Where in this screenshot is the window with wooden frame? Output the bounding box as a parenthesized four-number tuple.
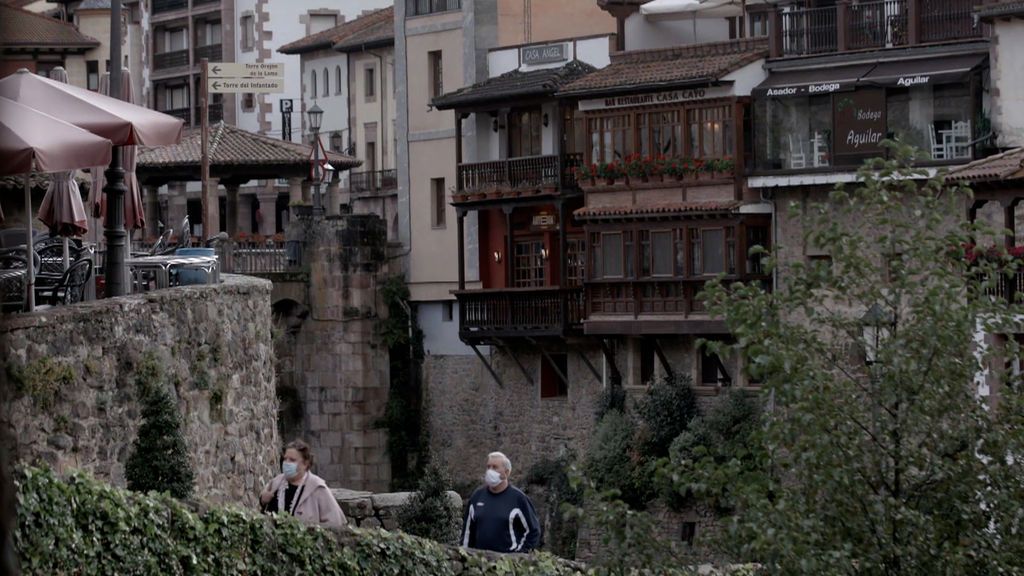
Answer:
(639, 229, 675, 277)
(563, 107, 587, 158)
(514, 240, 545, 287)
(365, 66, 376, 100)
(690, 226, 736, 276)
(639, 110, 683, 158)
(699, 342, 732, 387)
(509, 108, 542, 158)
(566, 237, 586, 287)
(428, 50, 443, 99)
(240, 15, 254, 51)
(746, 224, 770, 275)
(588, 114, 632, 164)
(431, 177, 446, 228)
(687, 104, 734, 159)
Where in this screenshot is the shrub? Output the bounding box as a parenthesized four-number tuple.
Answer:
(584, 410, 654, 510)
(125, 361, 194, 499)
(13, 466, 584, 575)
(635, 374, 700, 458)
(395, 462, 461, 545)
(524, 455, 582, 559)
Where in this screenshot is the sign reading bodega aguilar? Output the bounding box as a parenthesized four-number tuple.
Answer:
(833, 88, 886, 157)
(521, 43, 567, 65)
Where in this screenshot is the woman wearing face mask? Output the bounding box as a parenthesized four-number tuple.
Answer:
(259, 440, 346, 529)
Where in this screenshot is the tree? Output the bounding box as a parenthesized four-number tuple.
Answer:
(125, 382, 194, 499)
(396, 461, 461, 545)
(682, 143, 1024, 574)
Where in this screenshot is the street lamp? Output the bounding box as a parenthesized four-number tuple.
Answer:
(861, 303, 893, 366)
(308, 103, 324, 215)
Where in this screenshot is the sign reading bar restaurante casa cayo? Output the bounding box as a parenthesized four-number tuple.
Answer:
(833, 88, 886, 158)
(579, 86, 733, 111)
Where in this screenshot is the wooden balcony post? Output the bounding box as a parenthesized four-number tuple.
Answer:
(558, 201, 568, 330)
(908, 0, 921, 45)
(455, 113, 464, 192)
(457, 211, 466, 291)
(770, 9, 784, 58)
(504, 206, 514, 286)
(836, 0, 850, 52)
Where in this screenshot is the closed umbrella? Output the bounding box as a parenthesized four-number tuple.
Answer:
(0, 96, 112, 311)
(38, 67, 89, 270)
(89, 69, 144, 234)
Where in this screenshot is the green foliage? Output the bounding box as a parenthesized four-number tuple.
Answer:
(592, 376, 626, 421)
(376, 274, 428, 490)
(635, 374, 700, 458)
(396, 461, 461, 545)
(14, 467, 584, 575)
(663, 390, 762, 514)
(691, 142, 1024, 574)
(125, 357, 194, 500)
(584, 410, 654, 510)
(7, 357, 75, 410)
(524, 454, 583, 559)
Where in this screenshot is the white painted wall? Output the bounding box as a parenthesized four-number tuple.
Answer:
(418, 302, 478, 356)
(486, 34, 612, 77)
(624, 11, 731, 50)
(721, 59, 768, 97)
(992, 19, 1024, 148)
(301, 50, 348, 143)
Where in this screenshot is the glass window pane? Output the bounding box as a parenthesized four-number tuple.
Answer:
(652, 231, 673, 276)
(702, 229, 725, 274)
(602, 233, 622, 278)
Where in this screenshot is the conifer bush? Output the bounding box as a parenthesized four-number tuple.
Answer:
(395, 462, 461, 545)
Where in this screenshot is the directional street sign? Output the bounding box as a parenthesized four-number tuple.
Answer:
(207, 62, 285, 94)
(208, 62, 284, 79)
(208, 77, 284, 94)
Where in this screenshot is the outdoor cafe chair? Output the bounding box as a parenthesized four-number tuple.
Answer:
(38, 257, 92, 307)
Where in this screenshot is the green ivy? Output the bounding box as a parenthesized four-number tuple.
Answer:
(7, 357, 75, 410)
(13, 467, 586, 575)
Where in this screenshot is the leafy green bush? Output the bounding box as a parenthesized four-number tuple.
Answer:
(124, 361, 193, 499)
(635, 374, 700, 458)
(396, 462, 461, 545)
(524, 454, 582, 559)
(14, 466, 584, 575)
(584, 410, 654, 510)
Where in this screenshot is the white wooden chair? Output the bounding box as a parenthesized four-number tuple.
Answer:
(788, 134, 807, 169)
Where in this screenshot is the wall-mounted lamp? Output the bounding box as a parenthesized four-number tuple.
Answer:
(493, 250, 503, 264)
(542, 113, 549, 128)
(540, 247, 549, 261)
(492, 117, 499, 133)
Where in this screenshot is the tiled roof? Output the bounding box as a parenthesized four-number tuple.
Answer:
(332, 10, 394, 52)
(0, 4, 101, 49)
(433, 60, 597, 109)
(558, 37, 769, 97)
(278, 7, 393, 55)
(137, 121, 360, 170)
(574, 200, 742, 219)
(946, 148, 1024, 182)
(976, 0, 1024, 18)
(78, 0, 113, 10)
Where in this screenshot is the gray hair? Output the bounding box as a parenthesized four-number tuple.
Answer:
(487, 451, 512, 473)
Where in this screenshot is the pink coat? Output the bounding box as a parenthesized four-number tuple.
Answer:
(265, 472, 347, 529)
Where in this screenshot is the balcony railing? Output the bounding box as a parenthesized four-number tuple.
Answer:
(153, 49, 189, 70)
(350, 169, 398, 196)
(456, 287, 584, 340)
(153, 0, 187, 14)
(216, 239, 302, 275)
(586, 277, 770, 318)
(196, 102, 222, 123)
(773, 0, 983, 58)
(407, 0, 461, 16)
(195, 43, 222, 62)
(457, 154, 580, 193)
(160, 108, 191, 123)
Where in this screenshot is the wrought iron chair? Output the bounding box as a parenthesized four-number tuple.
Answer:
(0, 254, 29, 313)
(40, 257, 93, 306)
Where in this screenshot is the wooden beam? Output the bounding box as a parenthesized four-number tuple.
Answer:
(470, 344, 504, 388)
(599, 338, 621, 382)
(495, 339, 535, 386)
(648, 337, 675, 380)
(576, 348, 603, 386)
(529, 337, 569, 388)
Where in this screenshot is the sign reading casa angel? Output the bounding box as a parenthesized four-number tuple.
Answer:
(207, 62, 285, 94)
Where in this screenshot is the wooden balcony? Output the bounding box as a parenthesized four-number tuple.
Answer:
(456, 287, 584, 342)
(771, 0, 984, 58)
(153, 0, 187, 14)
(456, 154, 581, 195)
(160, 108, 191, 124)
(584, 277, 770, 335)
(195, 44, 223, 62)
(978, 268, 1024, 304)
(350, 169, 398, 196)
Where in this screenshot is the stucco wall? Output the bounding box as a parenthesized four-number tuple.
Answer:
(991, 19, 1024, 148)
(0, 274, 279, 508)
(497, 0, 616, 46)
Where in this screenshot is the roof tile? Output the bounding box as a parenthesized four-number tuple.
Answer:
(433, 60, 597, 109)
(137, 122, 359, 170)
(558, 37, 768, 97)
(575, 200, 742, 219)
(278, 7, 392, 55)
(946, 148, 1024, 182)
(0, 4, 101, 49)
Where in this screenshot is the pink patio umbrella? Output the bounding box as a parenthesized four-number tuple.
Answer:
(89, 69, 145, 236)
(0, 68, 182, 297)
(0, 96, 113, 311)
(38, 67, 90, 270)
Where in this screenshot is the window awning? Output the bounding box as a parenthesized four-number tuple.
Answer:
(754, 53, 989, 97)
(858, 53, 987, 88)
(751, 64, 874, 97)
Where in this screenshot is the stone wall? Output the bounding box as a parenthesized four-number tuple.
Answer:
(273, 214, 392, 492)
(333, 487, 462, 531)
(0, 275, 279, 508)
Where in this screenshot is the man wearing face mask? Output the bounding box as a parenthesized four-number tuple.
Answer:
(259, 440, 346, 529)
(461, 451, 541, 553)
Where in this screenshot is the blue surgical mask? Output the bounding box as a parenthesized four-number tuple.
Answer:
(282, 461, 299, 479)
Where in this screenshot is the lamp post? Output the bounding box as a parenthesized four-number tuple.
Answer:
(861, 302, 892, 366)
(308, 104, 324, 215)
